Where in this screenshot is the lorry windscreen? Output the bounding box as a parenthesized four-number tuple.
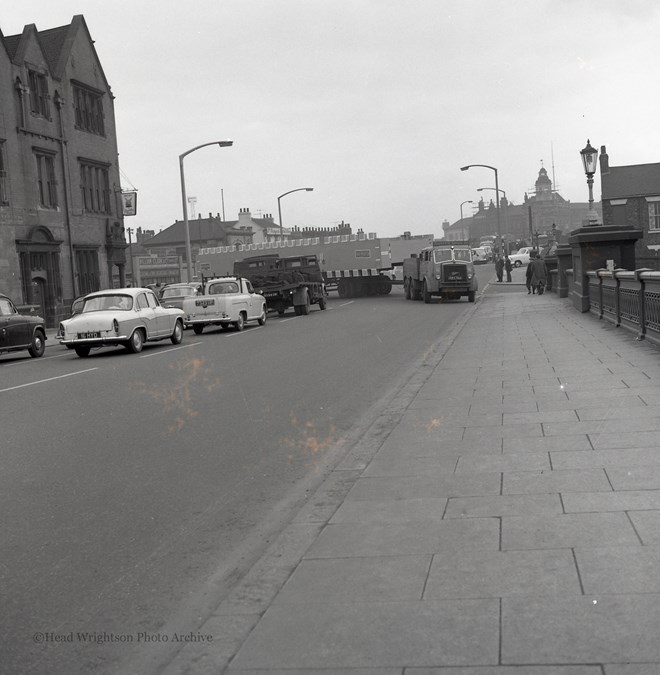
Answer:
(433, 249, 453, 263)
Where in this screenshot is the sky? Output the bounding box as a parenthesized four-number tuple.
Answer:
(3, 0, 660, 238)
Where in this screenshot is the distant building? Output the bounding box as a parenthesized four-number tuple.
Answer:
(0, 15, 126, 325)
(599, 145, 660, 269)
(140, 209, 354, 283)
(443, 166, 600, 249)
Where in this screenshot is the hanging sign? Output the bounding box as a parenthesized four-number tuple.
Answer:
(122, 191, 138, 216)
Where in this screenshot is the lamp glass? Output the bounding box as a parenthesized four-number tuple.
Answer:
(580, 140, 598, 175)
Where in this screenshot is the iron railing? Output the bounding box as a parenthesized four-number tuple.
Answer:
(586, 269, 660, 347)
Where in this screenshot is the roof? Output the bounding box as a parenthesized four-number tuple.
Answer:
(601, 162, 660, 199)
(148, 216, 275, 246)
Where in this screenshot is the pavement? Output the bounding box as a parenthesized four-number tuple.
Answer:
(117, 267, 660, 672)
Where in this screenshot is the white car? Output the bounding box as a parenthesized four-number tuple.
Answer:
(508, 247, 535, 267)
(58, 288, 185, 357)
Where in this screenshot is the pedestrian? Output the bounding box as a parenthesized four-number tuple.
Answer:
(525, 259, 533, 293)
(529, 254, 547, 295)
(495, 255, 504, 282)
(504, 255, 512, 282)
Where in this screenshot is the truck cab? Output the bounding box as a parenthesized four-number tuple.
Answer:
(403, 243, 478, 303)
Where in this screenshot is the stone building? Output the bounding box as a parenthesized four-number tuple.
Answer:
(0, 15, 125, 326)
(599, 145, 660, 269)
(443, 166, 599, 249)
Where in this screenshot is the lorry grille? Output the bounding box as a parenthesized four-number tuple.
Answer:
(442, 263, 468, 285)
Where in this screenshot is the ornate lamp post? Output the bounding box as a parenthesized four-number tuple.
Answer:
(179, 140, 233, 282)
(580, 139, 599, 226)
(277, 187, 314, 241)
(461, 164, 502, 254)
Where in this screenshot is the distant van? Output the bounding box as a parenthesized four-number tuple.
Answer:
(471, 247, 490, 264)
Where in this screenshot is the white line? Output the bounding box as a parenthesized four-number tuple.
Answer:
(226, 326, 264, 335)
(2, 351, 72, 366)
(338, 301, 354, 307)
(279, 316, 301, 323)
(139, 342, 203, 357)
(0, 368, 98, 394)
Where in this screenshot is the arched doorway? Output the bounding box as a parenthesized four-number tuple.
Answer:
(16, 226, 63, 327)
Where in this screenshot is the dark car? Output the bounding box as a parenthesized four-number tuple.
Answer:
(0, 294, 47, 358)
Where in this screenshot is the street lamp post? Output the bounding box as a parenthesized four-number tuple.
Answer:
(461, 164, 501, 254)
(179, 140, 233, 282)
(478, 187, 508, 253)
(459, 200, 473, 240)
(277, 187, 314, 241)
(580, 139, 599, 226)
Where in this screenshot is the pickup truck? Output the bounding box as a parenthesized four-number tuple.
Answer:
(181, 277, 267, 334)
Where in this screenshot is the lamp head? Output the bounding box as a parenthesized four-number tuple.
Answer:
(218, 140, 234, 148)
(580, 139, 598, 176)
(460, 166, 470, 171)
(305, 187, 314, 192)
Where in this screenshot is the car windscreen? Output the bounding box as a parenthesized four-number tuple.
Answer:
(208, 282, 239, 295)
(82, 295, 133, 312)
(162, 287, 195, 298)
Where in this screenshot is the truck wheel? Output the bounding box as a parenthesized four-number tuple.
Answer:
(318, 296, 327, 310)
(234, 313, 245, 331)
(301, 291, 311, 315)
(404, 278, 411, 300)
(193, 324, 204, 335)
(468, 291, 476, 303)
(258, 307, 267, 325)
(278, 309, 286, 316)
(423, 281, 431, 304)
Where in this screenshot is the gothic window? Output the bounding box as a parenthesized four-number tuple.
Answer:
(79, 161, 111, 214)
(35, 151, 58, 208)
(73, 83, 105, 136)
(28, 69, 50, 118)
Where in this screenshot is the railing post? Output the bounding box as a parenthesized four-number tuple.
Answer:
(634, 269, 650, 340)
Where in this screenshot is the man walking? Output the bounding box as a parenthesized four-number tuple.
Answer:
(529, 253, 547, 295)
(505, 255, 513, 282)
(495, 255, 504, 283)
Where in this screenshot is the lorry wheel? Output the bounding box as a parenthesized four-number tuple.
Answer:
(300, 291, 311, 315)
(404, 279, 411, 300)
(423, 281, 431, 304)
(277, 309, 285, 316)
(193, 324, 204, 335)
(468, 291, 476, 303)
(234, 313, 245, 331)
(318, 296, 327, 310)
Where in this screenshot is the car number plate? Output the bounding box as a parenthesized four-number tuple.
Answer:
(77, 331, 101, 339)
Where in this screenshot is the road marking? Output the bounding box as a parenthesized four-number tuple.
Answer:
(139, 342, 203, 357)
(226, 326, 264, 335)
(2, 351, 72, 366)
(279, 316, 301, 323)
(0, 368, 98, 393)
(338, 301, 354, 307)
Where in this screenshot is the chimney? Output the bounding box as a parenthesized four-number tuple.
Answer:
(599, 145, 609, 175)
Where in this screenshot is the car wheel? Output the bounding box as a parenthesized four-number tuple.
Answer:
(258, 307, 267, 325)
(234, 313, 245, 331)
(514, 260, 522, 267)
(192, 324, 204, 335)
(171, 320, 183, 344)
(127, 329, 144, 353)
(74, 345, 91, 358)
(28, 329, 46, 358)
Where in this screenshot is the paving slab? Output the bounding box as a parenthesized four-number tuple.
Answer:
(445, 493, 562, 518)
(305, 518, 499, 558)
(504, 436, 592, 453)
(502, 594, 660, 664)
(229, 599, 500, 670)
(575, 545, 660, 594)
(562, 489, 660, 512)
(456, 452, 550, 474)
(330, 497, 448, 524)
(628, 510, 660, 545)
(501, 512, 640, 550)
(503, 468, 611, 494)
(606, 465, 660, 490)
(551, 448, 660, 470)
(424, 548, 580, 599)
